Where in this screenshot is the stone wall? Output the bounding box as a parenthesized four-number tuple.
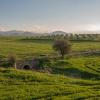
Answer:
(16, 58, 39, 70)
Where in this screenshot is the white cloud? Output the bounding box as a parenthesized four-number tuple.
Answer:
(21, 24, 65, 33)
(85, 24, 100, 31)
(1, 24, 100, 33)
(0, 26, 6, 31)
(68, 24, 100, 32)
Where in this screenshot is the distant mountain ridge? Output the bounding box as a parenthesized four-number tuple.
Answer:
(0, 30, 38, 36)
(50, 31, 69, 35)
(0, 30, 69, 36)
(0, 30, 100, 36)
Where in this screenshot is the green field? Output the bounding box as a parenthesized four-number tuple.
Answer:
(0, 36, 100, 100)
(0, 36, 100, 59)
(0, 64, 100, 100)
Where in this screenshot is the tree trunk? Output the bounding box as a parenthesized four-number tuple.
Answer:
(14, 63, 16, 69)
(61, 54, 64, 59)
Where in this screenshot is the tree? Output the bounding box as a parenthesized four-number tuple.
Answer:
(53, 39, 71, 59)
(8, 54, 16, 68)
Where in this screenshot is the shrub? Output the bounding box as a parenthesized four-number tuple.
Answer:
(8, 54, 16, 68)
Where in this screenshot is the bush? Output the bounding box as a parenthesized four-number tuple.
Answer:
(38, 57, 51, 69)
(8, 54, 16, 68)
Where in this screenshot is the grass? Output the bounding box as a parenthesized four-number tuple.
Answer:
(0, 65, 100, 100)
(0, 37, 52, 59)
(0, 36, 100, 59)
(72, 41, 100, 52)
(0, 36, 100, 99)
(51, 56, 100, 80)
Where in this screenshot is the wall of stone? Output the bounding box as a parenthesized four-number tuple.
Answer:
(16, 59, 39, 70)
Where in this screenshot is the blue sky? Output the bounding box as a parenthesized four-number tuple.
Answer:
(0, 0, 100, 32)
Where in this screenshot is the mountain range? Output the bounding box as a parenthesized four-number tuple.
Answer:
(0, 30, 100, 36)
(0, 30, 70, 36)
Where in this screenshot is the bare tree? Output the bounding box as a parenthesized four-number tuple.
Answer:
(53, 39, 71, 59)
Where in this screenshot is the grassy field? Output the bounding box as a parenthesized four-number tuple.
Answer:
(0, 36, 100, 99)
(0, 61, 100, 100)
(0, 36, 100, 59)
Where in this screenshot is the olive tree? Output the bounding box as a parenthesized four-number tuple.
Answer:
(53, 39, 71, 59)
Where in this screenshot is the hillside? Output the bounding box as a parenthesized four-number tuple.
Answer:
(0, 36, 100, 99)
(0, 56, 100, 100)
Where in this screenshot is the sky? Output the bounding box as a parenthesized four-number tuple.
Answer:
(0, 0, 100, 32)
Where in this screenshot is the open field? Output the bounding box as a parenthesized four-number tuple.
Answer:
(0, 36, 100, 99)
(0, 36, 100, 59)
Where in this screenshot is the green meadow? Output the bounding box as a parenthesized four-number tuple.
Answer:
(0, 36, 100, 100)
(0, 36, 100, 59)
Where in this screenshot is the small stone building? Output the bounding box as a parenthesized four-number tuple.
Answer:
(16, 58, 40, 70)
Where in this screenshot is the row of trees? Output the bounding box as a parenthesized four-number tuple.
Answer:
(25, 33, 100, 41)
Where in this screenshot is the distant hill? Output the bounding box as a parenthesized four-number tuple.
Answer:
(0, 30, 70, 36)
(50, 31, 69, 35)
(0, 30, 100, 37)
(0, 30, 38, 36)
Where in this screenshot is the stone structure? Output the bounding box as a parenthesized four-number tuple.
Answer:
(16, 58, 40, 70)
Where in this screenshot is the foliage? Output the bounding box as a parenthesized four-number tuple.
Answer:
(8, 54, 16, 67)
(53, 39, 71, 58)
(38, 56, 51, 69)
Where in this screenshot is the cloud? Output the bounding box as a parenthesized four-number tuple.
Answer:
(0, 26, 6, 31)
(21, 24, 64, 33)
(67, 24, 100, 32)
(1, 24, 100, 33)
(85, 24, 100, 31)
